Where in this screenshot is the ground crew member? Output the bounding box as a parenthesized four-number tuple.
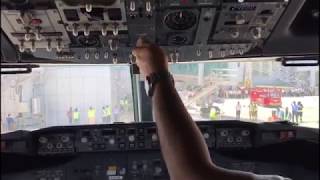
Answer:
(291, 101, 298, 123)
(124, 99, 129, 111)
(297, 101, 304, 123)
(106, 105, 112, 123)
(88, 106, 96, 124)
(102, 106, 107, 123)
(252, 103, 258, 121)
(284, 107, 291, 122)
(67, 107, 73, 124)
(120, 99, 125, 112)
(236, 101, 241, 120)
(6, 114, 15, 131)
(73, 108, 80, 124)
(268, 110, 279, 122)
(209, 107, 217, 120)
(249, 102, 254, 120)
(102, 106, 112, 124)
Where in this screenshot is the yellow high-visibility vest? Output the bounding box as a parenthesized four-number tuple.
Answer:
(88, 109, 96, 118)
(103, 107, 112, 117)
(252, 104, 257, 112)
(73, 111, 80, 120)
(106, 107, 112, 116)
(210, 108, 217, 120)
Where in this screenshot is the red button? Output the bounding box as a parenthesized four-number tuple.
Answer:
(31, 19, 42, 25)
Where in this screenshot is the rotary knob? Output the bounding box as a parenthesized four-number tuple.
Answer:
(47, 143, 53, 149)
(235, 14, 246, 25)
(109, 138, 115, 145)
(61, 135, 70, 143)
(231, 30, 240, 39)
(220, 130, 228, 137)
(128, 135, 135, 142)
(227, 136, 234, 143)
(38, 136, 48, 144)
(236, 137, 243, 142)
(56, 143, 62, 149)
(241, 130, 250, 136)
(203, 133, 210, 139)
(251, 27, 262, 39)
(81, 137, 88, 143)
(151, 134, 158, 142)
(154, 166, 162, 175)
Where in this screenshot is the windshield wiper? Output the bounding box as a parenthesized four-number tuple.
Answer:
(278, 55, 319, 66)
(0, 64, 39, 74)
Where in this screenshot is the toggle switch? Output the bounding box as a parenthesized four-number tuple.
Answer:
(46, 39, 52, 52)
(30, 40, 36, 52)
(101, 23, 108, 36)
(85, 3, 92, 13)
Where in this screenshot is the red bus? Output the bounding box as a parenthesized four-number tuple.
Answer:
(250, 87, 282, 107)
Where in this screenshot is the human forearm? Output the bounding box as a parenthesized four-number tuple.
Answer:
(152, 77, 214, 179)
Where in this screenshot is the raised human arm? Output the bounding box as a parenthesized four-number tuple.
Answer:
(132, 38, 286, 180)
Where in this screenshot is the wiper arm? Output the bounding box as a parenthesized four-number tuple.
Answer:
(0, 64, 40, 74)
(277, 55, 319, 66)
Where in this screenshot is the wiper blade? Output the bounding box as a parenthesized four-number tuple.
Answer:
(278, 55, 319, 66)
(0, 64, 40, 74)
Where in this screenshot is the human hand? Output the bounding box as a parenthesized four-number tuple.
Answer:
(132, 37, 168, 77)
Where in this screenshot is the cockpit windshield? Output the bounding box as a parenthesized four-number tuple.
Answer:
(1, 65, 134, 133)
(1, 59, 319, 133)
(171, 59, 319, 128)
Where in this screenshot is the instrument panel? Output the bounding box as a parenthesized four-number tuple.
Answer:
(1, 121, 297, 155)
(33, 122, 258, 155)
(1, 0, 291, 63)
(2, 121, 314, 180)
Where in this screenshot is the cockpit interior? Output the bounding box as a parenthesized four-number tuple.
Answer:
(1, 0, 319, 180)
